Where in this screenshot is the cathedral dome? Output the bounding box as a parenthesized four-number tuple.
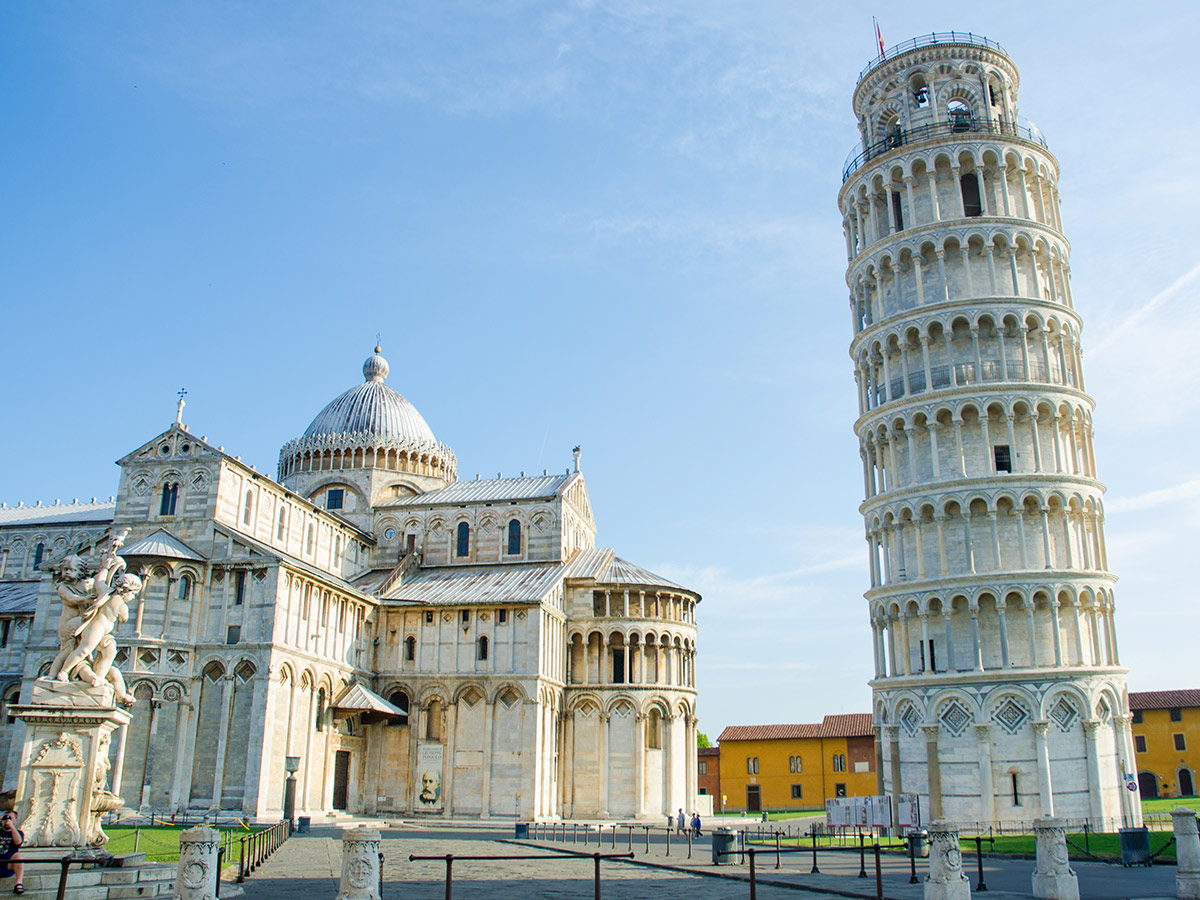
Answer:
(278, 347, 457, 485)
(302, 347, 436, 444)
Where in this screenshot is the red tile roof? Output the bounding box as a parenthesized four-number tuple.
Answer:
(718, 713, 873, 743)
(698, 746, 720, 758)
(1129, 690, 1200, 711)
(820, 713, 875, 738)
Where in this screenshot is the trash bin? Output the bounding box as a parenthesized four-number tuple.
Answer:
(907, 829, 929, 859)
(1119, 827, 1151, 866)
(711, 827, 737, 865)
(514, 822, 530, 839)
(297, 816, 310, 833)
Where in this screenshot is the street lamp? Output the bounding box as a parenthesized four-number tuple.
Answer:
(284, 756, 301, 829)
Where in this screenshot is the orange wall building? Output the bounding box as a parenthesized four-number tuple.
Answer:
(698, 746, 721, 810)
(717, 714, 875, 813)
(1130, 689, 1200, 799)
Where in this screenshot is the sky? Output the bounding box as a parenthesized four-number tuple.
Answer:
(3, 1, 1199, 741)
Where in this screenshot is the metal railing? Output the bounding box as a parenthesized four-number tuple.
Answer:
(859, 33, 1006, 82)
(236, 819, 292, 882)
(409, 851, 634, 900)
(843, 117, 1049, 182)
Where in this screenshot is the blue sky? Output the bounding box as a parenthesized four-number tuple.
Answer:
(3, 2, 1199, 738)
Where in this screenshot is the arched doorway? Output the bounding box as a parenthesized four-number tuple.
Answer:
(1180, 768, 1195, 797)
(1138, 771, 1159, 799)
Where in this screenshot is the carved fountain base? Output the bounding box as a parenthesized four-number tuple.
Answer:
(10, 678, 130, 852)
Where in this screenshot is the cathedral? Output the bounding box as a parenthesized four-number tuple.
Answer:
(0, 348, 700, 820)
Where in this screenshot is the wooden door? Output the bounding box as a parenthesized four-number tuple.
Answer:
(333, 750, 351, 810)
(746, 785, 761, 813)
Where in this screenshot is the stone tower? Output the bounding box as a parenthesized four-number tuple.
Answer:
(839, 33, 1139, 828)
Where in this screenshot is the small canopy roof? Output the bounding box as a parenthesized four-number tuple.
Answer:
(118, 529, 206, 562)
(331, 682, 405, 716)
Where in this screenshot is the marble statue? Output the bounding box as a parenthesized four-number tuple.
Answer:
(50, 530, 136, 704)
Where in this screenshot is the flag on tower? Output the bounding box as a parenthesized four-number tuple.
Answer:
(874, 17, 886, 57)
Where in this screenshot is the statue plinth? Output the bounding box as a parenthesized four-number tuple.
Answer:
(11, 678, 130, 850)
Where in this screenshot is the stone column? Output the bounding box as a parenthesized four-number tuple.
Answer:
(1033, 721, 1054, 817)
(887, 725, 903, 835)
(1174, 809, 1200, 899)
(924, 822, 971, 900)
(975, 726, 994, 825)
(336, 826, 381, 900)
(599, 713, 610, 817)
(1082, 721, 1105, 825)
(175, 825, 220, 900)
(923, 726, 943, 820)
(1031, 818, 1079, 900)
(210, 675, 235, 808)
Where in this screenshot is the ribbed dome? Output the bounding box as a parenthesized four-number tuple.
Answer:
(302, 348, 438, 445)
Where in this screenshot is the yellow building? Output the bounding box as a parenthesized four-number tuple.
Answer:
(1130, 689, 1200, 799)
(717, 714, 875, 813)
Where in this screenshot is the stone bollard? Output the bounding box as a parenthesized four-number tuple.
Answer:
(175, 825, 220, 900)
(336, 826, 381, 900)
(1032, 817, 1079, 900)
(924, 821, 970, 900)
(1173, 808, 1200, 899)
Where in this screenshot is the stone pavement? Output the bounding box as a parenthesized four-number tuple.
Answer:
(236, 825, 845, 899)
(235, 823, 1180, 900)
(518, 828, 1178, 900)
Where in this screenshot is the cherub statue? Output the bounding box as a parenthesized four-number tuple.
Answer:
(49, 531, 137, 704)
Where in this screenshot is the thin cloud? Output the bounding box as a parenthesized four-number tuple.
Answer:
(1107, 479, 1200, 513)
(1090, 260, 1200, 356)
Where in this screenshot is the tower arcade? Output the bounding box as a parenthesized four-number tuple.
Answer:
(839, 33, 1138, 828)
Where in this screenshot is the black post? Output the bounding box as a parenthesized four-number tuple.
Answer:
(593, 852, 601, 900)
(859, 831, 867, 878)
(749, 848, 757, 900)
(573, 823, 578, 844)
(55, 858, 71, 900)
(1084, 821, 1090, 855)
(688, 828, 692, 860)
(908, 834, 918, 884)
(874, 844, 883, 900)
(445, 854, 453, 900)
(810, 830, 820, 874)
(628, 825, 633, 853)
(645, 826, 650, 855)
(378, 852, 384, 900)
(611, 824, 617, 849)
(238, 837, 246, 882)
(666, 825, 670, 857)
(775, 831, 781, 869)
(974, 835, 988, 891)
(216, 846, 225, 898)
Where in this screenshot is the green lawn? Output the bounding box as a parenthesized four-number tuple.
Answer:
(1142, 796, 1200, 815)
(103, 825, 244, 864)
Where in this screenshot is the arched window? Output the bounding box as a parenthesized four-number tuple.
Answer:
(789, 755, 802, 773)
(947, 98, 973, 131)
(178, 575, 192, 600)
(456, 522, 470, 558)
(3, 688, 18, 725)
(243, 490, 254, 525)
(160, 482, 179, 516)
(747, 756, 759, 775)
(404, 636, 416, 661)
(477, 636, 489, 660)
(33, 543, 44, 568)
(315, 687, 326, 732)
(960, 172, 983, 217)
(387, 690, 409, 726)
(507, 519, 522, 555)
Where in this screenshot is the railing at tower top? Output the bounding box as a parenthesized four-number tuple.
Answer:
(858, 32, 1007, 82)
(842, 117, 1049, 183)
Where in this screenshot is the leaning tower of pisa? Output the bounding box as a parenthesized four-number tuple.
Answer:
(839, 33, 1139, 829)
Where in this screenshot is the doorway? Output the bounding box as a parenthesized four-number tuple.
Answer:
(746, 785, 761, 813)
(1180, 768, 1195, 797)
(333, 750, 351, 810)
(1138, 771, 1159, 799)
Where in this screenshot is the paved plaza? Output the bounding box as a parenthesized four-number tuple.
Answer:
(234, 822, 1181, 900)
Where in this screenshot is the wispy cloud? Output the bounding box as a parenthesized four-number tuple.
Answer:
(1107, 479, 1200, 513)
(1090, 260, 1200, 356)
